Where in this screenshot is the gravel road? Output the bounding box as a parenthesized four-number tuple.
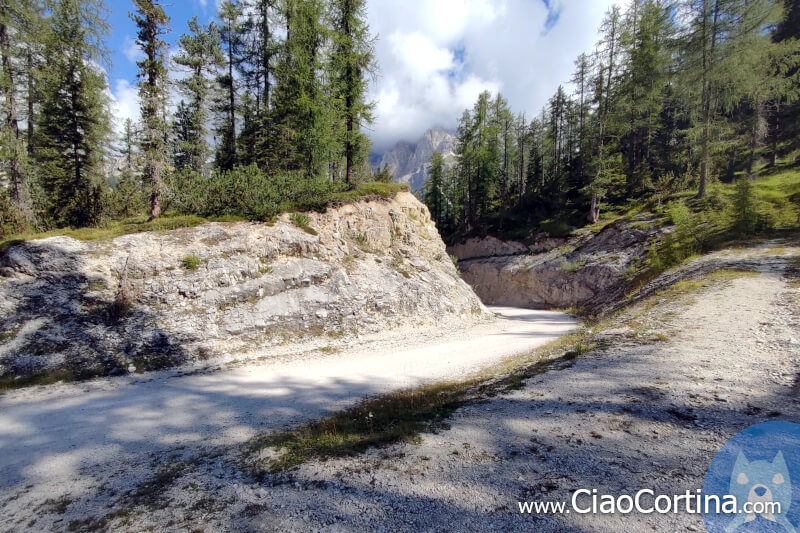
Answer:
(0, 307, 576, 531)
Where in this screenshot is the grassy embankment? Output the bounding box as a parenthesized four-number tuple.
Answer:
(0, 182, 408, 251)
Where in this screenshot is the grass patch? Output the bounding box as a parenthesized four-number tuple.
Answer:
(0, 366, 107, 393)
(251, 328, 596, 473)
(0, 214, 248, 251)
(289, 212, 318, 236)
(181, 254, 203, 271)
(329, 182, 409, 204)
(560, 255, 587, 273)
(0, 182, 408, 250)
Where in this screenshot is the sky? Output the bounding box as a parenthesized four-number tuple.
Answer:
(106, 0, 618, 154)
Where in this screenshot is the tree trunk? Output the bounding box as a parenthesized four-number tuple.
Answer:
(0, 7, 29, 216)
(227, 32, 236, 152)
(26, 49, 34, 156)
(588, 190, 600, 224)
(262, 3, 271, 111)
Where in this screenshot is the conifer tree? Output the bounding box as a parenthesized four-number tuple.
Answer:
(425, 151, 445, 227)
(270, 0, 331, 176)
(329, 0, 376, 186)
(131, 0, 170, 219)
(0, 0, 41, 221)
(174, 16, 223, 175)
(216, 0, 244, 170)
(35, 0, 111, 227)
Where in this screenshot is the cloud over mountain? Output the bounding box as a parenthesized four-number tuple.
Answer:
(366, 0, 617, 152)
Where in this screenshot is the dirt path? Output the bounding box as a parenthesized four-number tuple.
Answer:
(210, 245, 794, 533)
(0, 307, 576, 532)
(102, 244, 795, 533)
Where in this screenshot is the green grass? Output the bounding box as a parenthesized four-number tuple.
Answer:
(0, 213, 246, 252)
(250, 328, 596, 473)
(1, 182, 408, 251)
(181, 254, 203, 270)
(0, 366, 106, 393)
(329, 182, 409, 204)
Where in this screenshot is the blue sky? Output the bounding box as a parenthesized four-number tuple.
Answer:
(106, 0, 617, 152)
(107, 1, 215, 83)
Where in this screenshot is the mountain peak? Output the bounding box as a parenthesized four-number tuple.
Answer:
(373, 127, 457, 192)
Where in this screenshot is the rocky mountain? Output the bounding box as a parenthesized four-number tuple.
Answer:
(0, 192, 488, 382)
(374, 127, 457, 192)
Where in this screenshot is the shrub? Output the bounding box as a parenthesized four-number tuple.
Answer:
(168, 165, 342, 221)
(290, 212, 311, 228)
(560, 255, 587, 273)
(182, 254, 202, 270)
(732, 177, 758, 236)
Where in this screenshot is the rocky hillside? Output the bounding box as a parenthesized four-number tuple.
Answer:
(0, 192, 487, 383)
(449, 216, 663, 312)
(374, 127, 456, 192)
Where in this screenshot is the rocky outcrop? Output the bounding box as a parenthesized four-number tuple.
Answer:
(0, 192, 487, 381)
(450, 217, 663, 311)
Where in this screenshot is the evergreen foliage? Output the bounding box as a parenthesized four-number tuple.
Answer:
(34, 0, 111, 227)
(429, 0, 799, 241)
(0, 0, 796, 240)
(131, 0, 170, 219)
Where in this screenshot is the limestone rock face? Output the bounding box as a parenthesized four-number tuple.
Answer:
(0, 192, 487, 379)
(449, 218, 661, 311)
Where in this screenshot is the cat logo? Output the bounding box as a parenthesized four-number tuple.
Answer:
(703, 421, 800, 533)
(725, 451, 795, 533)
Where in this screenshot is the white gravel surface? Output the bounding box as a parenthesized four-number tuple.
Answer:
(0, 307, 576, 532)
(1, 244, 797, 533)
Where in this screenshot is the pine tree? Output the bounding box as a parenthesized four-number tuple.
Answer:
(110, 118, 144, 218)
(174, 16, 223, 175)
(329, 0, 376, 186)
(619, 0, 672, 192)
(270, 0, 332, 176)
(425, 151, 445, 227)
(216, 0, 244, 170)
(35, 0, 111, 228)
(131, 0, 170, 219)
(0, 0, 41, 221)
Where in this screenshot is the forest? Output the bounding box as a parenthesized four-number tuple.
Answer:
(0, 0, 381, 237)
(424, 0, 800, 242)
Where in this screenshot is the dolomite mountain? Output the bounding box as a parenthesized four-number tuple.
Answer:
(0, 192, 488, 381)
(374, 127, 457, 192)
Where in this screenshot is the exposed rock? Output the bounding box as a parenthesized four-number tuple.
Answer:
(447, 235, 564, 260)
(0, 192, 488, 380)
(373, 128, 457, 192)
(450, 219, 662, 311)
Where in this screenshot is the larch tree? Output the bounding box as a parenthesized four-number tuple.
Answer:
(329, 0, 376, 186)
(425, 151, 445, 227)
(216, 0, 244, 170)
(131, 0, 170, 219)
(35, 0, 111, 228)
(174, 16, 223, 175)
(270, 0, 331, 176)
(0, 0, 39, 221)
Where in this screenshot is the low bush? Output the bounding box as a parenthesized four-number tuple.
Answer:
(181, 254, 202, 270)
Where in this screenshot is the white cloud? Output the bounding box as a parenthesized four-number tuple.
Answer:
(109, 78, 140, 137)
(122, 36, 144, 64)
(366, 0, 618, 152)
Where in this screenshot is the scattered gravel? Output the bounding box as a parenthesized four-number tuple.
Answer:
(1, 243, 797, 532)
